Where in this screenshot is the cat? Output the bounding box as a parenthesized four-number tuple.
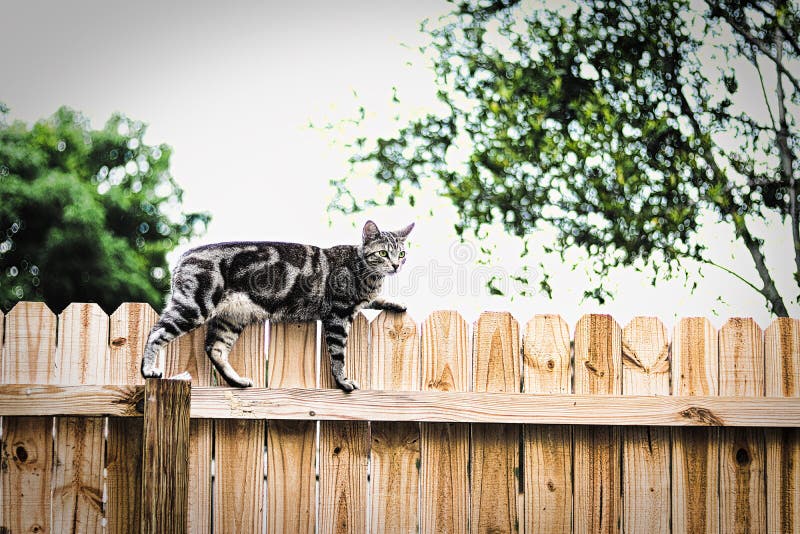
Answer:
(140, 220, 412, 391)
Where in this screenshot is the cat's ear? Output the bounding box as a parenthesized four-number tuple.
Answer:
(395, 222, 415, 240)
(362, 220, 381, 242)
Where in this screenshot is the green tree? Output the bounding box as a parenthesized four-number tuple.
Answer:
(0, 105, 210, 312)
(333, 0, 799, 316)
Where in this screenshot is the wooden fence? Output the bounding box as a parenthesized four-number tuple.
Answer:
(0, 301, 798, 533)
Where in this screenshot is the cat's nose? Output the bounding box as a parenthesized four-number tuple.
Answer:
(391, 264, 399, 272)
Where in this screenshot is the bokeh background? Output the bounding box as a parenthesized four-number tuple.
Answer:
(2, 0, 798, 328)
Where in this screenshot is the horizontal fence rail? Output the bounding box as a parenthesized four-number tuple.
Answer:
(2, 385, 800, 427)
(0, 301, 798, 534)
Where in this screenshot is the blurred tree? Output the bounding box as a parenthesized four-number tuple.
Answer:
(332, 0, 799, 316)
(0, 105, 210, 312)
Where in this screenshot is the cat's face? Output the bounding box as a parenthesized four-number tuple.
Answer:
(361, 220, 414, 275)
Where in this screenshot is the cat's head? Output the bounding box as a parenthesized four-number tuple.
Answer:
(361, 220, 414, 275)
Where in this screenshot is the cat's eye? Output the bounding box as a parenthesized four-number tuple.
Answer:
(379, 250, 388, 257)
(399, 251, 405, 257)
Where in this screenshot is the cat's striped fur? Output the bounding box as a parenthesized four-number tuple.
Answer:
(141, 220, 412, 391)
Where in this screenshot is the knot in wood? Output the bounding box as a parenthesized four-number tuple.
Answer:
(110, 336, 127, 347)
(584, 361, 604, 377)
(15, 445, 28, 463)
(736, 447, 751, 466)
(388, 327, 413, 342)
(679, 406, 723, 426)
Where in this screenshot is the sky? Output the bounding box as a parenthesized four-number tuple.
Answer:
(2, 0, 796, 330)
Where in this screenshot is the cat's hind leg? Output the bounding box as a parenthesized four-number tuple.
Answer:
(141, 298, 208, 379)
(204, 315, 253, 387)
(323, 314, 358, 392)
(142, 261, 220, 379)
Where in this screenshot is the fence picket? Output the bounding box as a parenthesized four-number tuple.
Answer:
(622, 317, 670, 533)
(52, 303, 108, 533)
(267, 322, 317, 534)
(420, 311, 470, 534)
(765, 318, 800, 534)
(522, 314, 571, 534)
(165, 324, 213, 533)
(471, 311, 520, 533)
(573, 314, 622, 534)
(4, 301, 800, 533)
(370, 311, 420, 533)
(719, 318, 766, 533)
(214, 323, 266, 533)
(0, 302, 57, 534)
(107, 303, 158, 534)
(671, 317, 719, 534)
(319, 313, 370, 534)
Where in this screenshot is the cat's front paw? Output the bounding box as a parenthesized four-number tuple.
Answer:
(227, 376, 253, 388)
(141, 366, 164, 379)
(335, 377, 360, 393)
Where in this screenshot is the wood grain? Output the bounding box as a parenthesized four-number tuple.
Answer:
(4, 386, 800, 426)
(106, 303, 158, 534)
(420, 311, 470, 534)
(165, 323, 213, 533)
(141, 378, 191, 534)
(671, 317, 719, 534)
(522, 314, 571, 534)
(267, 321, 317, 534)
(471, 311, 520, 533)
(52, 303, 108, 533)
(573, 314, 622, 534)
(1, 302, 57, 534)
(319, 313, 369, 534)
(370, 312, 420, 533)
(622, 317, 670, 534)
(214, 323, 266, 533)
(765, 318, 799, 534)
(719, 318, 765, 534)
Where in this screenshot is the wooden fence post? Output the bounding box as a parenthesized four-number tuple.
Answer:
(719, 318, 767, 532)
(267, 322, 317, 534)
(107, 303, 159, 534)
(319, 314, 370, 534)
(1, 302, 57, 534)
(522, 314, 572, 534)
(719, 318, 766, 533)
(164, 323, 213, 533)
(141, 377, 191, 534)
(622, 317, 670, 533)
(370, 311, 420, 533)
(765, 318, 800, 534)
(471, 311, 521, 533)
(214, 323, 266, 533)
(52, 303, 109, 533)
(420, 311, 470, 534)
(671, 317, 719, 534)
(573, 314, 622, 534)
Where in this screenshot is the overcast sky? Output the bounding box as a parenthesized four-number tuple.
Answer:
(2, 0, 796, 329)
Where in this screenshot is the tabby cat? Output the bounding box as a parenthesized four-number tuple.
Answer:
(140, 220, 412, 391)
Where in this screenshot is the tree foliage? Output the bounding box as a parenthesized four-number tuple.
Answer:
(333, 0, 800, 315)
(0, 106, 210, 312)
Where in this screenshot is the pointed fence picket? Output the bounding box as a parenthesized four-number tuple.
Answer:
(0, 302, 798, 534)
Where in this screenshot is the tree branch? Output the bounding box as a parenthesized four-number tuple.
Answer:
(708, 0, 800, 95)
(677, 84, 790, 316)
(750, 48, 777, 131)
(774, 19, 800, 287)
(746, 0, 800, 57)
(738, 221, 789, 315)
(697, 257, 763, 295)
